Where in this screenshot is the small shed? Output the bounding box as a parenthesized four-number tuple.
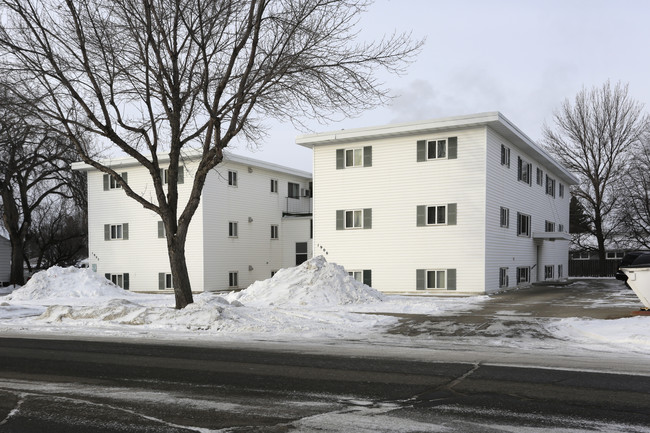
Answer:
(0, 235, 10, 285)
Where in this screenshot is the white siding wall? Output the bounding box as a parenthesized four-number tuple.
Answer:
(201, 161, 312, 291)
(281, 217, 313, 271)
(0, 236, 10, 283)
(484, 128, 570, 291)
(313, 127, 488, 293)
(87, 163, 204, 292)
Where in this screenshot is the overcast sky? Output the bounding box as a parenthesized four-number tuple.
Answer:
(229, 0, 650, 172)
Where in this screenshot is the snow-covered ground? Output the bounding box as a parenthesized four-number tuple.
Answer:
(1, 256, 649, 373)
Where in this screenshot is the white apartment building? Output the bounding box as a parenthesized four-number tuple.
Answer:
(72, 153, 313, 292)
(297, 112, 579, 294)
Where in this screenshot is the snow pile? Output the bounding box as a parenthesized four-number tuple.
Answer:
(6, 266, 129, 302)
(548, 316, 650, 351)
(228, 256, 385, 307)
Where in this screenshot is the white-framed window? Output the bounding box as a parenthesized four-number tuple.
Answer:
(103, 172, 128, 190)
(544, 265, 554, 280)
(559, 224, 565, 232)
(228, 271, 238, 288)
(159, 168, 184, 184)
(499, 267, 509, 288)
(500, 207, 509, 228)
(228, 221, 238, 238)
(104, 223, 128, 241)
(516, 267, 530, 283)
(161, 273, 173, 290)
(545, 220, 556, 232)
(606, 251, 625, 260)
(345, 210, 363, 229)
(270, 179, 278, 193)
(558, 264, 564, 278)
(348, 271, 363, 282)
(345, 148, 364, 167)
(271, 224, 279, 239)
(105, 273, 129, 290)
(559, 183, 565, 198)
(517, 213, 531, 237)
(518, 157, 532, 185)
(228, 170, 237, 187)
(546, 175, 556, 197)
(426, 205, 447, 225)
(536, 168, 543, 186)
(500, 144, 510, 167)
(296, 242, 308, 266)
(572, 252, 590, 260)
(109, 176, 121, 189)
(427, 139, 447, 160)
(426, 269, 447, 289)
(288, 182, 300, 199)
(111, 224, 123, 239)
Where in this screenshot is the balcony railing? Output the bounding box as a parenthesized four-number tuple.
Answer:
(284, 197, 312, 215)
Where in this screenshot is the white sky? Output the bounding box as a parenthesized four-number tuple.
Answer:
(229, 0, 650, 172)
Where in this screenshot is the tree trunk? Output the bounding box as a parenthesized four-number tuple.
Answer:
(595, 231, 607, 277)
(9, 235, 25, 285)
(168, 235, 194, 309)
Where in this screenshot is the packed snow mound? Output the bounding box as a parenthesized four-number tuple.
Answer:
(228, 256, 385, 307)
(7, 266, 129, 301)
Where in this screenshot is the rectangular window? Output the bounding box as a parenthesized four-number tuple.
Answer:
(544, 265, 554, 280)
(606, 251, 625, 260)
(559, 183, 565, 198)
(545, 220, 556, 232)
(345, 148, 363, 167)
(164, 273, 173, 289)
(559, 224, 565, 232)
(296, 242, 308, 266)
(345, 210, 363, 229)
(105, 223, 128, 241)
(558, 264, 564, 278)
(572, 252, 590, 260)
(228, 170, 237, 187)
(518, 157, 532, 185)
(516, 267, 530, 283)
(109, 176, 121, 189)
(103, 172, 128, 190)
(427, 139, 447, 159)
(500, 144, 510, 167)
(229, 221, 238, 238)
(517, 213, 531, 237)
(546, 175, 556, 197)
(229, 271, 238, 288)
(288, 182, 300, 199)
(110, 224, 123, 239)
(499, 267, 509, 288)
(105, 273, 129, 290)
(536, 168, 543, 186)
(426, 270, 447, 289)
(348, 271, 363, 282)
(271, 225, 279, 239)
(270, 179, 278, 193)
(500, 207, 509, 228)
(426, 205, 447, 225)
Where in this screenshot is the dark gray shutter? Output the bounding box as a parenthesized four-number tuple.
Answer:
(104, 224, 110, 240)
(336, 210, 344, 230)
(122, 223, 129, 240)
(363, 269, 372, 287)
(416, 205, 426, 226)
(159, 273, 165, 290)
(517, 157, 522, 180)
(105, 273, 110, 281)
(447, 269, 457, 290)
(103, 174, 109, 190)
(178, 167, 184, 184)
(363, 208, 372, 229)
(416, 269, 425, 290)
(447, 203, 457, 225)
(363, 146, 372, 167)
(123, 273, 129, 290)
(416, 140, 426, 162)
(158, 221, 164, 238)
(336, 149, 345, 169)
(448, 137, 457, 159)
(122, 172, 128, 185)
(160, 168, 165, 184)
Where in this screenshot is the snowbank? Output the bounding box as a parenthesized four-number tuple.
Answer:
(227, 256, 384, 307)
(6, 266, 130, 302)
(548, 316, 650, 351)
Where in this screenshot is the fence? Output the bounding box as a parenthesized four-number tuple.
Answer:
(569, 259, 621, 277)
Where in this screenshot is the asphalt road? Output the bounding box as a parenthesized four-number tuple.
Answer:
(1, 337, 650, 432)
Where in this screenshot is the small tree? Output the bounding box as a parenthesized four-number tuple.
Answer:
(543, 81, 647, 275)
(0, 0, 422, 308)
(0, 86, 81, 284)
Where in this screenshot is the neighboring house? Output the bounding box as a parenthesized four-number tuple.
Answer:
(72, 153, 313, 292)
(296, 112, 579, 294)
(0, 235, 10, 285)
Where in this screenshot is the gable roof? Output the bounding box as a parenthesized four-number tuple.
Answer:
(296, 112, 579, 185)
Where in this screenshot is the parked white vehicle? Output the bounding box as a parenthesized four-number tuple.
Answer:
(621, 253, 650, 309)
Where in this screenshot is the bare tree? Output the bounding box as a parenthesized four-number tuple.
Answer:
(543, 81, 647, 275)
(0, 86, 81, 285)
(619, 134, 650, 249)
(0, 0, 422, 308)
